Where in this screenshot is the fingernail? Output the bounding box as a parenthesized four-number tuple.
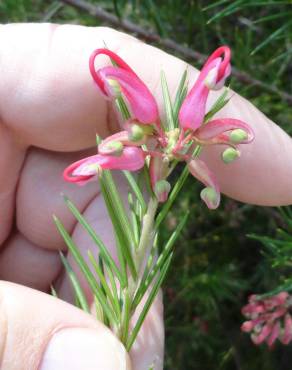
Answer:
(40, 328, 130, 370)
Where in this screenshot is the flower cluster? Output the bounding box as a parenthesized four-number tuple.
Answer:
(241, 292, 292, 347)
(63, 46, 254, 209)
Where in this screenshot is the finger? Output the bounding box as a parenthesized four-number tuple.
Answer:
(0, 233, 61, 291)
(1, 24, 292, 205)
(0, 281, 131, 370)
(16, 147, 99, 250)
(0, 125, 26, 245)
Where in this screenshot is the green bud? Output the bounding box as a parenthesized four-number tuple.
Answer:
(222, 147, 240, 164)
(129, 124, 145, 142)
(200, 187, 218, 209)
(107, 79, 121, 96)
(154, 180, 171, 202)
(104, 141, 124, 156)
(230, 129, 248, 144)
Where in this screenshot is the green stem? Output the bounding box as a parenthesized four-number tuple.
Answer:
(135, 197, 159, 273)
(119, 197, 159, 345)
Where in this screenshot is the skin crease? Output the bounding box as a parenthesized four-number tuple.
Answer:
(0, 23, 291, 369)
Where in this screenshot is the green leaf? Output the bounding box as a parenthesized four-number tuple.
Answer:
(60, 252, 90, 313)
(88, 251, 121, 319)
(204, 88, 230, 123)
(128, 193, 141, 246)
(173, 70, 188, 123)
(63, 196, 125, 287)
(161, 71, 175, 130)
(54, 216, 118, 325)
(121, 289, 131, 343)
(100, 170, 137, 280)
(123, 171, 147, 214)
(104, 263, 121, 317)
(251, 22, 291, 55)
(126, 252, 173, 351)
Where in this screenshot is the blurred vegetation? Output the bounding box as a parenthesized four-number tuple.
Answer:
(1, 1, 292, 369)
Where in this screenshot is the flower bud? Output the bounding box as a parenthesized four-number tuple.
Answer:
(230, 129, 248, 143)
(222, 147, 240, 164)
(200, 187, 219, 209)
(154, 180, 171, 203)
(128, 124, 145, 142)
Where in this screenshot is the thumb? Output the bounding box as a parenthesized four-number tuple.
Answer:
(0, 281, 131, 370)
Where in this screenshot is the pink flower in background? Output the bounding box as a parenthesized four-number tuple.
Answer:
(64, 46, 254, 209)
(241, 292, 292, 347)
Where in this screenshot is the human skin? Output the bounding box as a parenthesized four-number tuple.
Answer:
(0, 23, 292, 370)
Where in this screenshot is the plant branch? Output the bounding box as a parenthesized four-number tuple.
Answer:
(61, 0, 292, 104)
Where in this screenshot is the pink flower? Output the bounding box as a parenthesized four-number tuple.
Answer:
(63, 46, 254, 209)
(179, 46, 231, 131)
(63, 146, 145, 184)
(89, 48, 159, 126)
(241, 292, 292, 347)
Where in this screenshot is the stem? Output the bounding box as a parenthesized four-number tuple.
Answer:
(135, 197, 159, 273)
(118, 196, 158, 345)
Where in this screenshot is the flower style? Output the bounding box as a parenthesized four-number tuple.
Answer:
(64, 46, 254, 209)
(241, 292, 292, 347)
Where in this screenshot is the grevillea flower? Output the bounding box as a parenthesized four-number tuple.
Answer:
(63, 146, 145, 184)
(179, 46, 231, 131)
(241, 292, 292, 347)
(63, 46, 254, 209)
(89, 49, 160, 126)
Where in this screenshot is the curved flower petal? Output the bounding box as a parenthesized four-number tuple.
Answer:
(188, 158, 220, 209)
(195, 118, 254, 144)
(179, 46, 231, 131)
(179, 58, 220, 131)
(97, 67, 159, 124)
(64, 147, 145, 184)
(63, 157, 97, 184)
(89, 49, 159, 125)
(204, 46, 231, 87)
(89, 48, 137, 94)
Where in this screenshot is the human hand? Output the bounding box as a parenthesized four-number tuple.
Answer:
(0, 23, 292, 370)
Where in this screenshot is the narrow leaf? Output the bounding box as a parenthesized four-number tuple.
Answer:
(60, 252, 90, 313)
(161, 71, 175, 130)
(204, 88, 230, 123)
(123, 171, 147, 214)
(126, 252, 173, 350)
(88, 251, 121, 319)
(100, 170, 137, 279)
(173, 70, 188, 122)
(54, 216, 118, 325)
(63, 196, 124, 286)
